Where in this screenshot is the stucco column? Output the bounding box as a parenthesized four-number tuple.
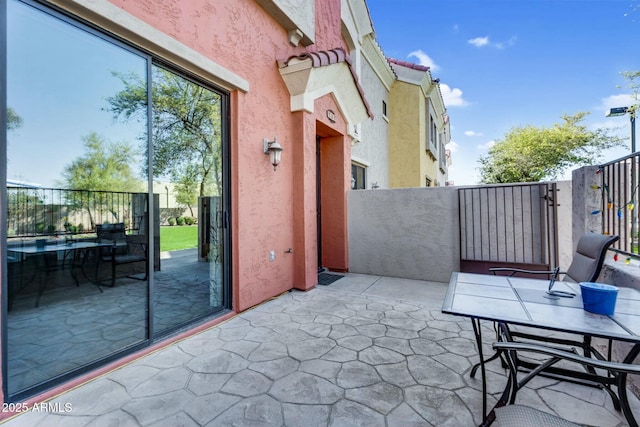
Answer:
(319, 134, 350, 271)
(572, 166, 603, 250)
(292, 111, 318, 290)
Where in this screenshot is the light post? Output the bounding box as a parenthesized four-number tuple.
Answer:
(606, 106, 636, 153)
(164, 186, 169, 209)
(606, 106, 638, 251)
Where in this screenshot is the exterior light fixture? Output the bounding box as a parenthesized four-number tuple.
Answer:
(606, 106, 636, 153)
(264, 137, 283, 171)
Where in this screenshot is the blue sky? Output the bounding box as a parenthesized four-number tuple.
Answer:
(367, 0, 640, 185)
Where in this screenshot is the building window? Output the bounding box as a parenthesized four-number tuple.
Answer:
(426, 113, 438, 159)
(425, 177, 432, 187)
(5, 0, 230, 400)
(431, 118, 438, 147)
(351, 163, 366, 190)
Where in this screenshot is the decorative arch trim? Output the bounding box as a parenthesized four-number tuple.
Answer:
(278, 48, 373, 141)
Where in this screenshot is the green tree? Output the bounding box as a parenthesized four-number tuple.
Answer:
(620, 70, 640, 118)
(60, 132, 143, 227)
(478, 112, 623, 184)
(106, 66, 222, 201)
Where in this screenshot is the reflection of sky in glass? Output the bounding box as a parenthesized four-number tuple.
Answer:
(7, 0, 146, 188)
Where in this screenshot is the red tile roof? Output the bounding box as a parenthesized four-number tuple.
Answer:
(281, 48, 373, 119)
(387, 58, 430, 72)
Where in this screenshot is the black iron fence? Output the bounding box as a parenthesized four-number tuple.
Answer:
(7, 186, 147, 238)
(599, 153, 640, 258)
(458, 182, 559, 273)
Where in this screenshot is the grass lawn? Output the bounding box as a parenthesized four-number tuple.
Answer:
(160, 225, 198, 252)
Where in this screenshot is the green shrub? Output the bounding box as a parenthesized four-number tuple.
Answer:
(176, 216, 186, 226)
(168, 217, 177, 226)
(184, 216, 196, 225)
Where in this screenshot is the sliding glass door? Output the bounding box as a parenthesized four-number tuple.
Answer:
(148, 65, 229, 335)
(4, 0, 230, 400)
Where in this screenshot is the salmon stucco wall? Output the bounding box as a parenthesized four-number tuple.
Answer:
(106, 0, 350, 311)
(291, 109, 320, 291)
(315, 0, 342, 48)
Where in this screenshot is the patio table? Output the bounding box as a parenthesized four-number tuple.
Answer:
(442, 272, 640, 427)
(7, 241, 115, 307)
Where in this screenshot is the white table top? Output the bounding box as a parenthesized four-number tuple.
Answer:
(442, 272, 640, 343)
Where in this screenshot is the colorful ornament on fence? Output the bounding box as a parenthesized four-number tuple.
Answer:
(618, 209, 623, 219)
(614, 253, 619, 262)
(591, 184, 600, 190)
(626, 257, 632, 265)
(591, 210, 601, 215)
(628, 203, 635, 211)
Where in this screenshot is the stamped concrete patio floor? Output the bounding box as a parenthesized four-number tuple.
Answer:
(2, 273, 637, 426)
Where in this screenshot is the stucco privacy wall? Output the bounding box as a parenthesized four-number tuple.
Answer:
(348, 187, 459, 283)
(348, 182, 574, 283)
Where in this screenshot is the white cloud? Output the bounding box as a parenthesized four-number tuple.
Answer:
(468, 36, 489, 47)
(469, 35, 517, 49)
(440, 83, 467, 107)
(477, 140, 496, 151)
(446, 141, 459, 153)
(494, 36, 518, 50)
(407, 49, 439, 71)
(464, 130, 483, 137)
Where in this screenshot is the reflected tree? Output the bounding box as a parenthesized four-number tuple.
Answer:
(174, 165, 199, 217)
(7, 107, 23, 131)
(60, 132, 143, 228)
(106, 66, 222, 199)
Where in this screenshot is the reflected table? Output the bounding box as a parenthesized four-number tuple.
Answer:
(8, 241, 114, 308)
(441, 272, 640, 427)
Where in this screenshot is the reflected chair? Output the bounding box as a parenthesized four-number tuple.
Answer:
(471, 233, 620, 379)
(488, 341, 640, 427)
(96, 223, 147, 287)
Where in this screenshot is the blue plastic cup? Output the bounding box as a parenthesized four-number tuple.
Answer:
(579, 282, 618, 315)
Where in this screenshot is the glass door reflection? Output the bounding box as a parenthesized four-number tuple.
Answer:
(6, 0, 149, 396)
(150, 65, 227, 335)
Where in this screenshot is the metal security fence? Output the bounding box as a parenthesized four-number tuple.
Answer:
(458, 182, 559, 274)
(7, 186, 146, 238)
(599, 153, 640, 258)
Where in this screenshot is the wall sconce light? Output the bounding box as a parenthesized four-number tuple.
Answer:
(263, 137, 283, 171)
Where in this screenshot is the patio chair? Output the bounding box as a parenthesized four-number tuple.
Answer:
(96, 223, 147, 287)
(488, 341, 640, 427)
(489, 232, 619, 296)
(471, 232, 619, 378)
